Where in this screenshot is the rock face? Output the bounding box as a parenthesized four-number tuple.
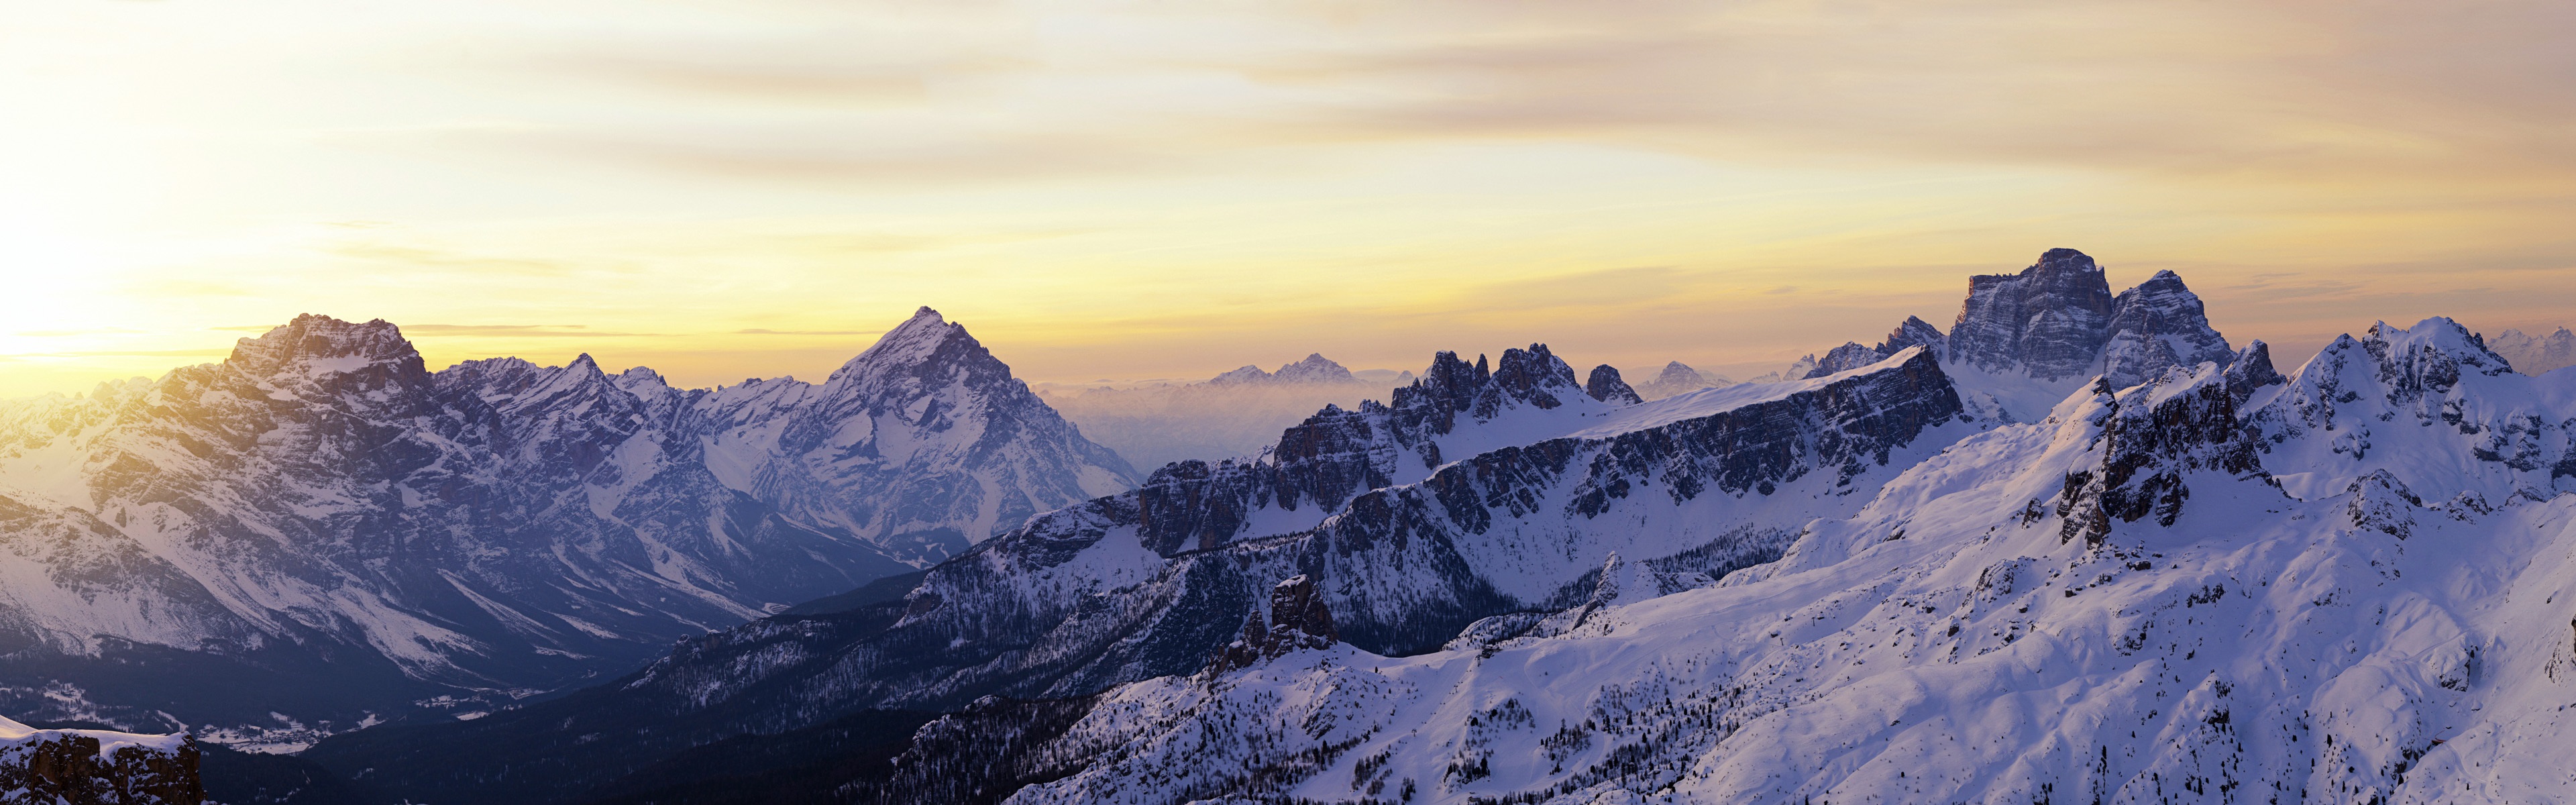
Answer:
(0, 716, 200, 805)
(307, 347, 1974, 805)
(0, 308, 1133, 739)
(1947, 247, 2119, 381)
(2488, 326, 2576, 374)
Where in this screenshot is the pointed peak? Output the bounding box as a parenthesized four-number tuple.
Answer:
(834, 306, 975, 382)
(568, 353, 601, 373)
(1269, 354, 1354, 384)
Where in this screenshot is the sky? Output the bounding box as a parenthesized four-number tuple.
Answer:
(5, 0, 2575, 397)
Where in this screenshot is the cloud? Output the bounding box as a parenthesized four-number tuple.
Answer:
(15, 328, 142, 337)
(321, 242, 582, 276)
(402, 324, 672, 337)
(431, 125, 1199, 187)
(535, 52, 936, 106)
(737, 329, 883, 336)
(0, 349, 230, 360)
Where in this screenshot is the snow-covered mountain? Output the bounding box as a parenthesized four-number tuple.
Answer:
(299, 250, 2576, 805)
(2488, 326, 2576, 375)
(305, 343, 1982, 802)
(1631, 362, 1731, 400)
(0, 307, 1133, 743)
(1206, 354, 1364, 386)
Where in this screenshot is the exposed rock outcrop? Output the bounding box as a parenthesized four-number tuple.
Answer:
(1207, 574, 1340, 674)
(0, 717, 200, 805)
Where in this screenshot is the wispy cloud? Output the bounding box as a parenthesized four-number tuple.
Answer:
(321, 243, 582, 276)
(403, 324, 673, 337)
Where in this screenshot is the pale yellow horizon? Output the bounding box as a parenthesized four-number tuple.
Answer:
(5, 0, 2575, 398)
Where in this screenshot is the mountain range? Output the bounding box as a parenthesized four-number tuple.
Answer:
(292, 247, 2532, 805)
(13, 247, 2574, 804)
(0, 307, 1134, 749)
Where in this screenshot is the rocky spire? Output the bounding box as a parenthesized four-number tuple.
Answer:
(1473, 344, 1583, 415)
(1585, 364, 1643, 405)
(1874, 316, 1945, 360)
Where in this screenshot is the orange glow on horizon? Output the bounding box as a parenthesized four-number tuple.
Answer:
(5, 1, 2574, 397)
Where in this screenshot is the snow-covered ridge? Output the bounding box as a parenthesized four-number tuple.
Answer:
(982, 315, 2576, 805)
(1570, 347, 1929, 439)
